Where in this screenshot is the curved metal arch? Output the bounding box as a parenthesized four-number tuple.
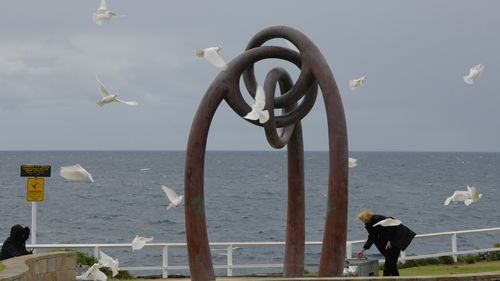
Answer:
(184, 25, 348, 280)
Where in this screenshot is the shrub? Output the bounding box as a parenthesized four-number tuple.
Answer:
(73, 250, 98, 266)
(414, 259, 428, 266)
(425, 258, 440, 265)
(398, 259, 416, 269)
(114, 270, 135, 279)
(60, 248, 131, 278)
(487, 251, 500, 261)
(304, 269, 315, 276)
(437, 256, 454, 264)
(464, 255, 476, 264)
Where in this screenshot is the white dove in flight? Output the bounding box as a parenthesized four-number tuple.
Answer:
(60, 164, 94, 183)
(444, 185, 482, 206)
(464, 185, 482, 206)
(131, 235, 154, 251)
(244, 85, 269, 124)
(373, 218, 402, 227)
(99, 250, 119, 277)
(96, 76, 138, 107)
(348, 157, 358, 168)
(161, 185, 184, 210)
(444, 190, 470, 205)
(463, 64, 484, 85)
(195, 46, 228, 70)
(349, 75, 367, 91)
(93, 0, 120, 25)
(76, 263, 107, 281)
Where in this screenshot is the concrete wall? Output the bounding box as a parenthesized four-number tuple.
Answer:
(0, 252, 75, 281)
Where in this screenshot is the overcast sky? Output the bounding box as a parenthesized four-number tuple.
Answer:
(0, 0, 499, 151)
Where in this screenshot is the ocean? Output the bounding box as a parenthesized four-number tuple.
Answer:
(1, 151, 499, 276)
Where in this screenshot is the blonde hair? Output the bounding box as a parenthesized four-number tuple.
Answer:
(357, 210, 374, 223)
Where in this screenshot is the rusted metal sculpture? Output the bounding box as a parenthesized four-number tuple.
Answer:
(184, 26, 348, 281)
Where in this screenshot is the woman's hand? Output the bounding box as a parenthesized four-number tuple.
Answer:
(385, 241, 392, 250)
(356, 249, 365, 259)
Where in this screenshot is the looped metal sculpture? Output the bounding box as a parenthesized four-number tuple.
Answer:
(184, 26, 348, 280)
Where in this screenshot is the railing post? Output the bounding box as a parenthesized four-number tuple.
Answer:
(93, 246, 99, 259)
(162, 246, 169, 278)
(346, 242, 352, 259)
(451, 233, 458, 262)
(227, 245, 233, 277)
(400, 251, 406, 264)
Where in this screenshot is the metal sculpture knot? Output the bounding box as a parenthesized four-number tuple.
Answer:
(184, 26, 348, 281)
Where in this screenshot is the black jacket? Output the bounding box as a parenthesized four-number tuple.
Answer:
(0, 225, 31, 260)
(363, 214, 416, 254)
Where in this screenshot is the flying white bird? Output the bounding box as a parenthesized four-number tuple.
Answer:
(161, 185, 184, 210)
(96, 76, 138, 107)
(99, 250, 119, 277)
(349, 75, 367, 91)
(373, 218, 402, 227)
(76, 263, 107, 281)
(60, 164, 94, 183)
(463, 64, 484, 85)
(93, 0, 120, 25)
(444, 190, 470, 205)
(464, 185, 482, 206)
(444, 185, 482, 206)
(285, 39, 300, 53)
(195, 46, 228, 70)
(131, 235, 154, 251)
(348, 157, 358, 168)
(243, 85, 269, 124)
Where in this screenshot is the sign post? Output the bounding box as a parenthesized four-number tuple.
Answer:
(20, 165, 51, 245)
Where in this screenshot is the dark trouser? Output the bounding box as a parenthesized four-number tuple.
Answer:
(383, 247, 401, 276)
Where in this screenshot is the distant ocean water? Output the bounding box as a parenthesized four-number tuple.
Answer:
(1, 151, 499, 276)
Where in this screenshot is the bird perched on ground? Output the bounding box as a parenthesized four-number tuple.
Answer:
(349, 75, 367, 91)
(60, 164, 94, 183)
(343, 265, 358, 276)
(463, 64, 484, 85)
(93, 0, 120, 25)
(348, 157, 358, 168)
(444, 185, 482, 206)
(99, 250, 119, 277)
(76, 263, 107, 281)
(373, 218, 402, 227)
(161, 185, 184, 210)
(96, 76, 138, 107)
(131, 235, 154, 251)
(244, 85, 269, 124)
(195, 46, 228, 70)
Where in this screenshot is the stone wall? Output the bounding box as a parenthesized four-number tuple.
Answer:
(0, 252, 75, 281)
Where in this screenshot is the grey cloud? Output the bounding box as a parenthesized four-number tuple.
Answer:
(0, 0, 500, 151)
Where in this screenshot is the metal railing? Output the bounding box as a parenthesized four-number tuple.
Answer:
(345, 227, 500, 263)
(4, 226, 498, 278)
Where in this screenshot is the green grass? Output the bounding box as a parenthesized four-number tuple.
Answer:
(0, 259, 493, 280)
(104, 260, 500, 280)
(397, 260, 500, 276)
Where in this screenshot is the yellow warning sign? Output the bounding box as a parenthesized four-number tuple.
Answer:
(27, 178, 44, 202)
